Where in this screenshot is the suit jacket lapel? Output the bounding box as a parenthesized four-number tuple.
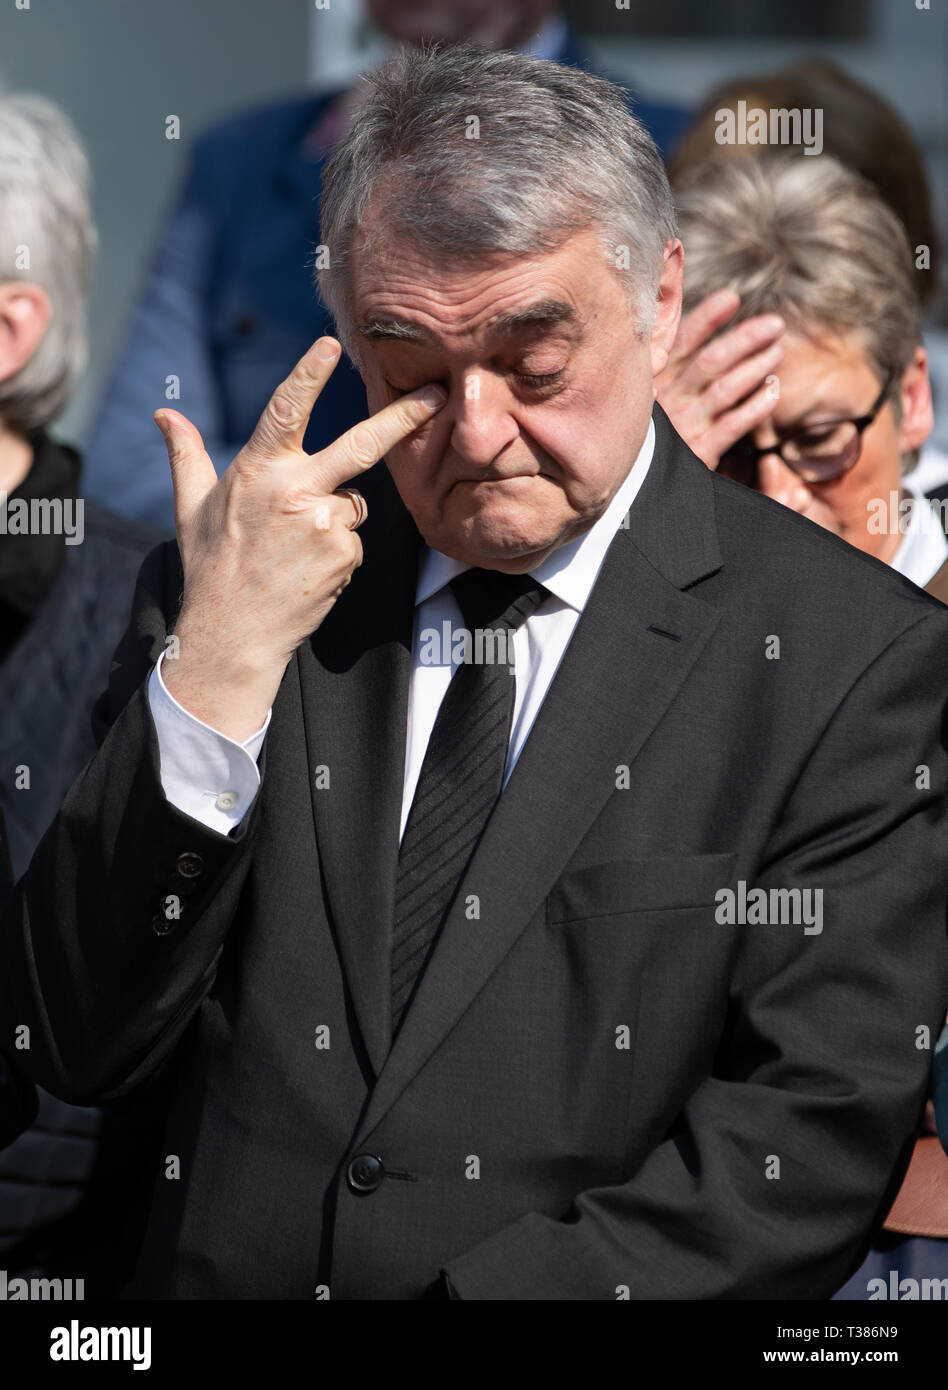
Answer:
(297, 462, 421, 1077)
(353, 407, 725, 1140)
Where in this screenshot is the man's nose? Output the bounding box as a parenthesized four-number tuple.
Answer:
(447, 370, 521, 467)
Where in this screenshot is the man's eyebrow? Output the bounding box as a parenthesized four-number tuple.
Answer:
(489, 299, 578, 336)
(357, 299, 579, 346)
(358, 316, 434, 346)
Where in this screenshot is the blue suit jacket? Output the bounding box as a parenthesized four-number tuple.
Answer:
(84, 35, 689, 528)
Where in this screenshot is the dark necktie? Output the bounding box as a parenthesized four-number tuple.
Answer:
(390, 567, 548, 1035)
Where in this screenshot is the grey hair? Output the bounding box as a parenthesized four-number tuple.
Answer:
(675, 153, 921, 391)
(0, 93, 95, 432)
(316, 40, 676, 366)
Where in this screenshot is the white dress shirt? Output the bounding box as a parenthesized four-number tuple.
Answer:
(889, 487, 948, 589)
(147, 420, 655, 838)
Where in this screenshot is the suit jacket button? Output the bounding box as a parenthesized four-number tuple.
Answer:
(347, 1153, 385, 1194)
(152, 912, 175, 937)
(176, 852, 204, 879)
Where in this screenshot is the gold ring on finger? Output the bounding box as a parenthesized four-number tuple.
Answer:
(335, 488, 367, 530)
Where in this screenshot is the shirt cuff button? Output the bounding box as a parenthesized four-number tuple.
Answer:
(214, 791, 238, 812)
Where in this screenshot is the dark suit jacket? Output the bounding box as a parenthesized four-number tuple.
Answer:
(4, 405, 948, 1299)
(0, 811, 37, 1151)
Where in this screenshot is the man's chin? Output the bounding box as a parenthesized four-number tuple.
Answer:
(427, 514, 574, 570)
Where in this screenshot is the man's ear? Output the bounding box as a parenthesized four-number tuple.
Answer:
(649, 239, 683, 379)
(895, 344, 933, 455)
(0, 282, 52, 384)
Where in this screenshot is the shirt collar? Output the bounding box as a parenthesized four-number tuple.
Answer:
(890, 486, 948, 589)
(415, 417, 655, 613)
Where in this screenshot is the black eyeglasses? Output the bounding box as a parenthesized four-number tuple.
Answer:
(720, 373, 896, 486)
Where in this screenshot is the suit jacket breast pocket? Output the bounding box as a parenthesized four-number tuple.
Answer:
(546, 853, 737, 926)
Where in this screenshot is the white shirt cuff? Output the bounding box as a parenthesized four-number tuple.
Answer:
(146, 647, 271, 834)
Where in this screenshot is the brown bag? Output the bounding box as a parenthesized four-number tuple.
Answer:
(883, 1135, 948, 1237)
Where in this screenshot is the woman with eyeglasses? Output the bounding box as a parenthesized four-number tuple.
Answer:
(671, 152, 948, 599)
(671, 150, 948, 1299)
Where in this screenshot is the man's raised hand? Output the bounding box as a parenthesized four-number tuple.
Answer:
(153, 337, 446, 741)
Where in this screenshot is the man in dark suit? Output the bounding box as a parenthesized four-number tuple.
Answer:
(3, 43, 948, 1300)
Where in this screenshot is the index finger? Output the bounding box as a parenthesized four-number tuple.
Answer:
(243, 337, 342, 462)
(314, 383, 447, 491)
